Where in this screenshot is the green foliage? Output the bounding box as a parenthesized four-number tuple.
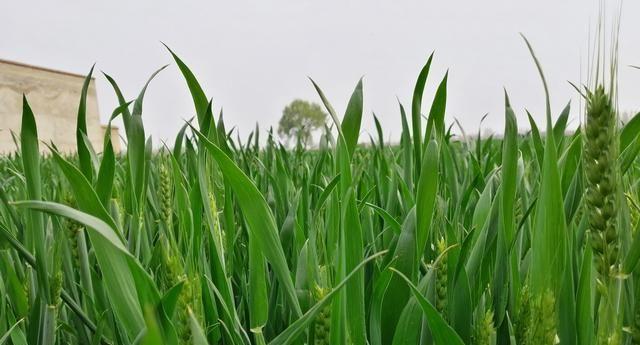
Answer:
(277, 99, 328, 147)
(1, 37, 639, 345)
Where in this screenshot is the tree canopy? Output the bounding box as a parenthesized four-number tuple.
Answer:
(278, 99, 327, 147)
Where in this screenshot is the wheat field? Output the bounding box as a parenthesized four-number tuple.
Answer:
(0, 37, 639, 345)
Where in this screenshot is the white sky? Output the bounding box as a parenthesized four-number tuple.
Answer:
(1, 1, 639, 145)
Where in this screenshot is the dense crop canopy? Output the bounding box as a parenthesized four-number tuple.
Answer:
(1, 41, 640, 345)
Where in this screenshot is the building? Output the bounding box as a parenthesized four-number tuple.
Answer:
(0, 59, 119, 154)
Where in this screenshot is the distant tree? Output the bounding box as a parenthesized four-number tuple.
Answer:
(278, 99, 327, 147)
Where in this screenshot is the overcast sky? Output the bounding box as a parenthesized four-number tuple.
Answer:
(2, 1, 639, 144)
